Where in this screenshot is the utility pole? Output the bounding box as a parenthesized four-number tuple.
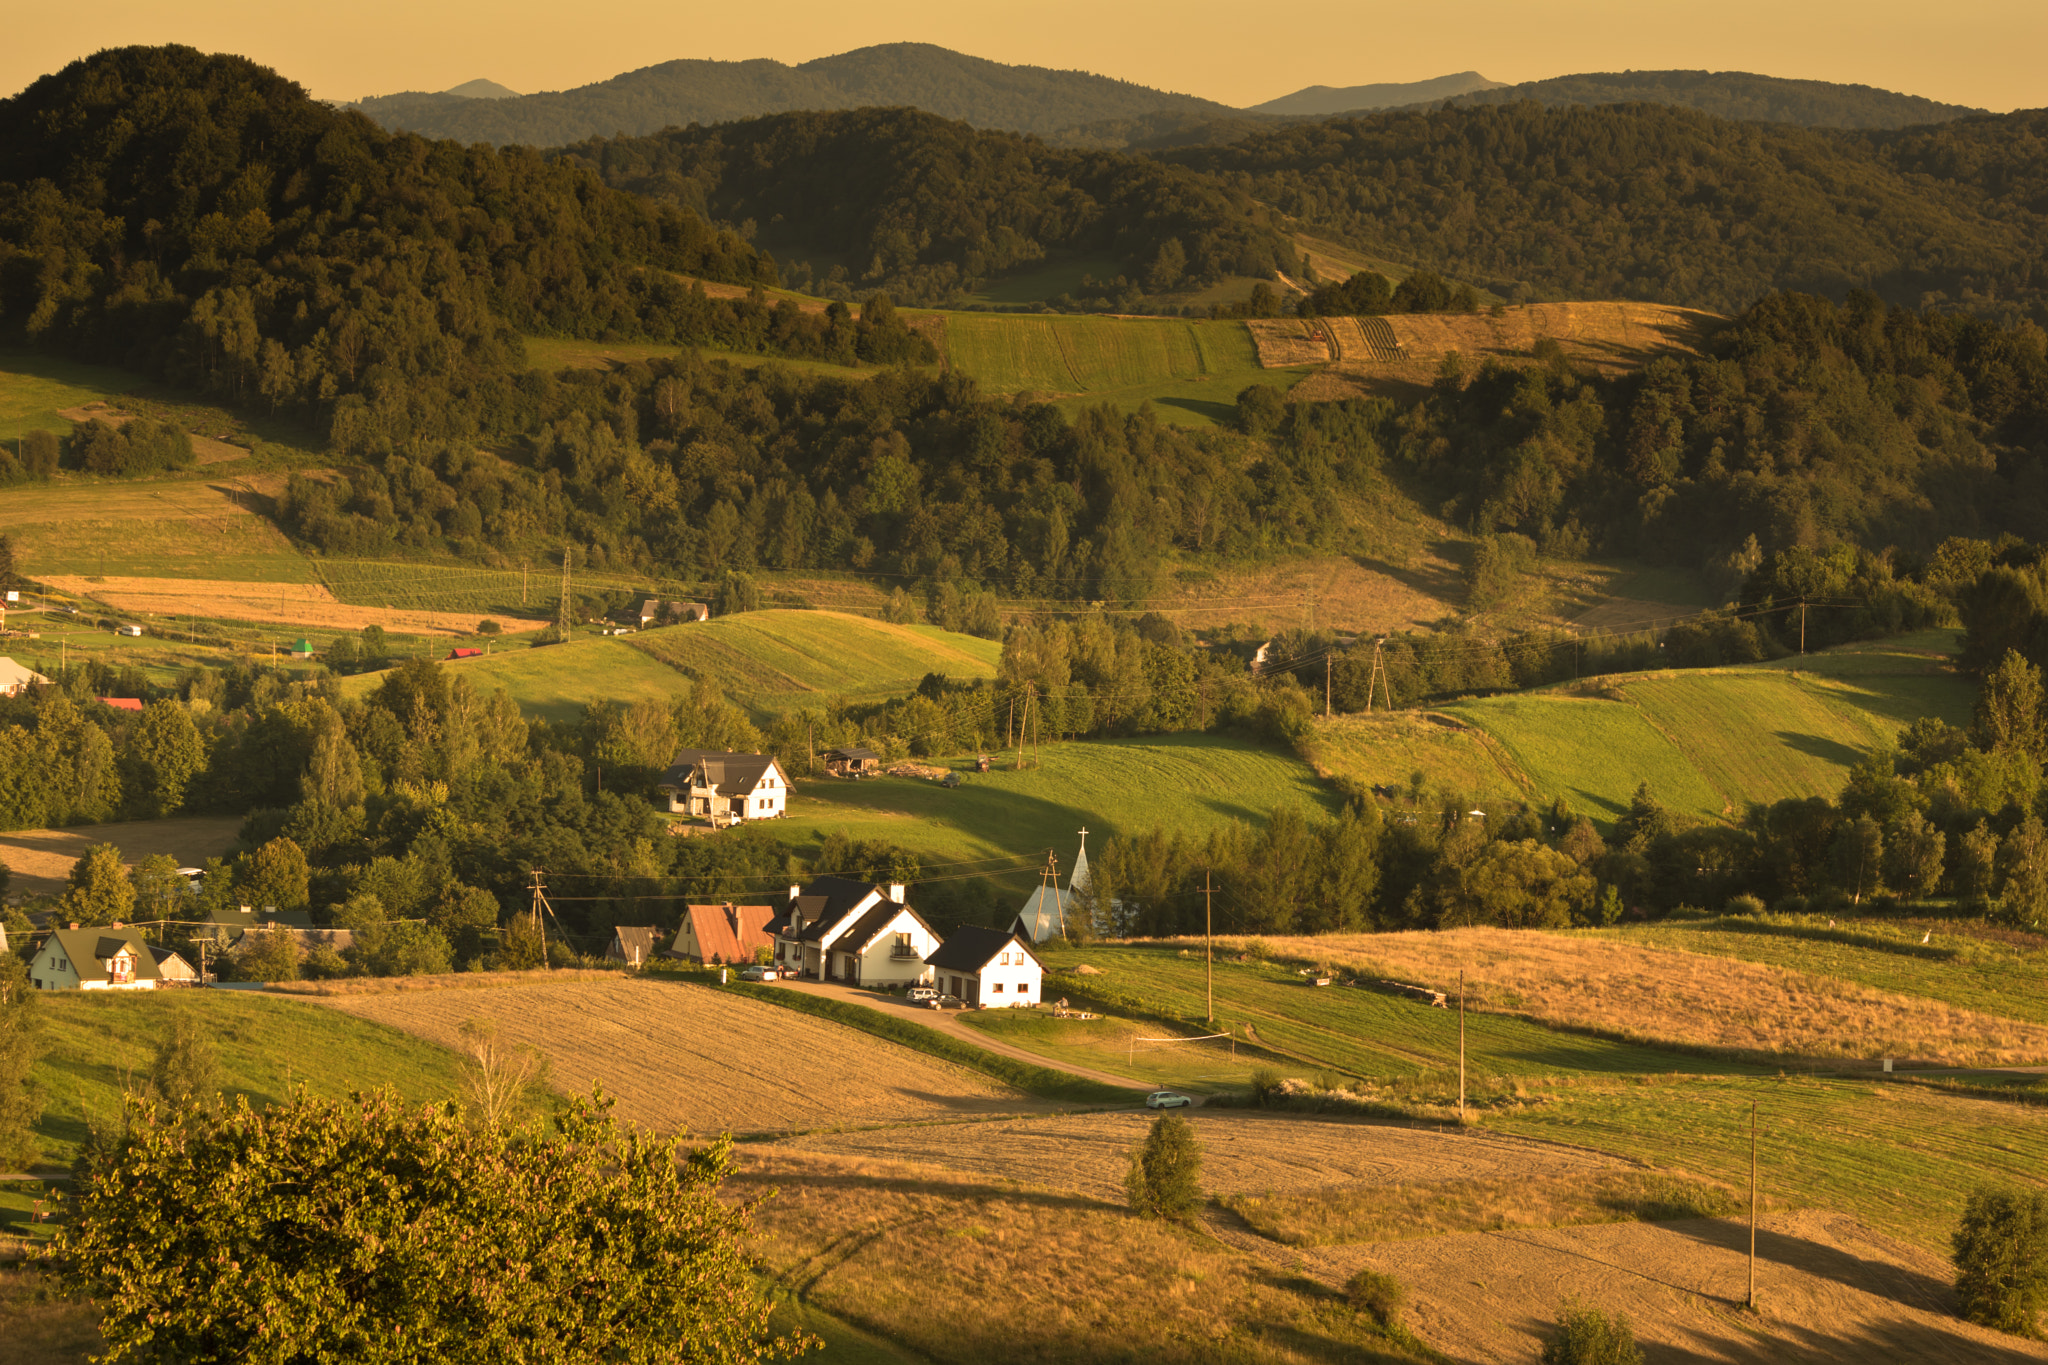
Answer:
(1799, 598, 1807, 655)
(522, 560, 528, 605)
(528, 868, 554, 970)
(1365, 638, 1390, 715)
(1458, 969, 1467, 1124)
(1748, 1100, 1759, 1308)
(1324, 652, 1332, 720)
(1203, 870, 1215, 1025)
(557, 549, 572, 636)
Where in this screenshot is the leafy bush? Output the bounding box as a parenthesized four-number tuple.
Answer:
(1725, 893, 1766, 916)
(1954, 1186, 2048, 1336)
(1540, 1302, 1644, 1365)
(1346, 1268, 1405, 1327)
(1250, 1067, 1285, 1107)
(1125, 1112, 1204, 1220)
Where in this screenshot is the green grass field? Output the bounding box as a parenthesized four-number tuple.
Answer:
(0, 351, 138, 442)
(785, 733, 1338, 881)
(520, 336, 898, 383)
(1418, 631, 1976, 825)
(0, 480, 316, 581)
(1304, 712, 1528, 805)
(335, 611, 1002, 725)
(940, 314, 1314, 426)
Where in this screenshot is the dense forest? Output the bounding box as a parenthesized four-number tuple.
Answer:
(1164, 101, 2048, 324)
(1427, 70, 1980, 130)
(351, 43, 1234, 148)
(558, 108, 1302, 306)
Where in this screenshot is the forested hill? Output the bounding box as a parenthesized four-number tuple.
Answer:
(1423, 70, 1982, 130)
(560, 109, 1300, 306)
(0, 47, 945, 452)
(350, 43, 1234, 146)
(1162, 101, 2048, 323)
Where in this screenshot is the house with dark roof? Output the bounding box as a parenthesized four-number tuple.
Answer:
(925, 925, 1044, 1008)
(657, 749, 791, 824)
(638, 600, 711, 627)
(773, 876, 939, 986)
(605, 925, 662, 967)
(29, 925, 163, 992)
(671, 903, 776, 965)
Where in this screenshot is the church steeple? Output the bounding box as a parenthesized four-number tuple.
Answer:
(1067, 827, 1092, 905)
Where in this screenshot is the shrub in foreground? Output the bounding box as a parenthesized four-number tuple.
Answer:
(1347, 1267, 1405, 1327)
(50, 1087, 812, 1363)
(1954, 1186, 2048, 1336)
(1540, 1301, 1644, 1365)
(1126, 1112, 1204, 1220)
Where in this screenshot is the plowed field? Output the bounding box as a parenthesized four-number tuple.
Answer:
(38, 575, 548, 637)
(318, 977, 1036, 1133)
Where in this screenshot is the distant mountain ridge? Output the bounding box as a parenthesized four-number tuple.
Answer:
(1424, 69, 1982, 129)
(348, 42, 1234, 144)
(1249, 72, 1502, 116)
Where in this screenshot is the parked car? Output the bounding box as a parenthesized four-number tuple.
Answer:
(907, 985, 939, 1002)
(739, 965, 777, 982)
(1144, 1091, 1193, 1110)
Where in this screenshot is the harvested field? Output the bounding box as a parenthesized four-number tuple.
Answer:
(0, 815, 241, 898)
(1208, 928, 2048, 1068)
(1325, 1209, 2048, 1363)
(36, 575, 549, 638)
(1244, 318, 1328, 367)
(774, 1110, 1623, 1206)
(1160, 549, 1463, 636)
(0, 480, 307, 579)
(319, 977, 1035, 1133)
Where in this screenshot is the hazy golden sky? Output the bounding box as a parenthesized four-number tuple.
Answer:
(8, 0, 2046, 112)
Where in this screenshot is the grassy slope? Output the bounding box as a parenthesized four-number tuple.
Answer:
(1315, 632, 1973, 826)
(0, 480, 315, 581)
(784, 732, 1336, 875)
(0, 351, 139, 441)
(940, 313, 1316, 426)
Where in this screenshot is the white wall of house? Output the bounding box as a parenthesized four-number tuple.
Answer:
(937, 945, 1042, 1007)
(839, 910, 939, 987)
(29, 943, 76, 991)
(31, 943, 155, 992)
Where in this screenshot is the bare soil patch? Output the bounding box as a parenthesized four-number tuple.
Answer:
(37, 575, 549, 638)
(775, 1110, 1623, 1206)
(0, 815, 242, 899)
(1326, 1209, 2048, 1363)
(319, 977, 1036, 1133)
(1209, 928, 2048, 1068)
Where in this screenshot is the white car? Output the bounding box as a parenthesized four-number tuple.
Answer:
(1144, 1091, 1193, 1110)
(738, 965, 776, 982)
(907, 985, 939, 1002)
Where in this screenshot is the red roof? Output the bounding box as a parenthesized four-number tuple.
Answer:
(445, 647, 483, 660)
(98, 697, 144, 712)
(678, 903, 775, 964)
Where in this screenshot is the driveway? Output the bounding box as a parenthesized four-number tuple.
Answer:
(769, 977, 1161, 1099)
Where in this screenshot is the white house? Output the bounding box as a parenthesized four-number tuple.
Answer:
(0, 657, 50, 698)
(925, 925, 1045, 1008)
(30, 926, 163, 992)
(656, 749, 791, 823)
(773, 876, 939, 987)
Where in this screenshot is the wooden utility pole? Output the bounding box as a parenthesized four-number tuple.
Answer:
(557, 549, 572, 635)
(1203, 870, 1215, 1025)
(1324, 653, 1332, 720)
(1799, 599, 1807, 655)
(1458, 969, 1467, 1124)
(522, 561, 528, 605)
(1748, 1100, 1760, 1308)
(528, 868, 555, 970)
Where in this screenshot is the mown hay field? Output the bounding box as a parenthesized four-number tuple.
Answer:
(624, 610, 1001, 711)
(0, 814, 241, 898)
(1207, 927, 2048, 1068)
(1446, 690, 1725, 821)
(35, 574, 548, 638)
(318, 977, 1035, 1133)
(1303, 711, 1528, 805)
(0, 480, 312, 581)
(941, 313, 1310, 426)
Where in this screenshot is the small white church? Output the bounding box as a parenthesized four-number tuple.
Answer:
(1010, 829, 1093, 945)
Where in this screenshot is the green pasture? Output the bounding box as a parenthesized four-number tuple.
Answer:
(1033, 943, 1717, 1082)
(0, 351, 136, 442)
(1303, 712, 1527, 805)
(520, 336, 894, 383)
(939, 313, 1313, 426)
(1611, 914, 2048, 1025)
(785, 733, 1339, 883)
(336, 635, 689, 725)
(624, 611, 999, 714)
(1448, 691, 1723, 823)
(0, 479, 316, 581)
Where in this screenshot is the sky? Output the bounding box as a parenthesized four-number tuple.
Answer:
(7, 0, 2046, 113)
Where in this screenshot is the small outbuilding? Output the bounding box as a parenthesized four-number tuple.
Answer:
(605, 926, 663, 967)
(290, 639, 316, 659)
(445, 646, 483, 661)
(924, 925, 1044, 1008)
(98, 697, 144, 712)
(148, 944, 200, 984)
(822, 746, 880, 778)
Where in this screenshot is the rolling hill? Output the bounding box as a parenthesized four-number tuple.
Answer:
(349, 43, 1235, 145)
(1427, 69, 1983, 129)
(1249, 72, 1502, 116)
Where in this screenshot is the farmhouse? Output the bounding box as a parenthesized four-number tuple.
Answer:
(773, 876, 940, 987)
(29, 925, 162, 992)
(657, 749, 791, 823)
(0, 658, 50, 697)
(671, 902, 775, 964)
(925, 925, 1044, 1007)
(822, 746, 880, 777)
(606, 925, 662, 967)
(637, 600, 710, 627)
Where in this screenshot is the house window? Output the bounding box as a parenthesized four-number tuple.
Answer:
(1017, 982, 1029, 994)
(991, 982, 1004, 993)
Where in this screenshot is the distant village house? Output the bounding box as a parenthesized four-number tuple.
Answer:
(605, 926, 661, 967)
(638, 600, 710, 627)
(30, 925, 162, 992)
(0, 657, 51, 697)
(925, 925, 1044, 1008)
(657, 749, 790, 824)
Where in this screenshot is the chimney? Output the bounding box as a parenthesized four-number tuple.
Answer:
(887, 882, 906, 904)
(69, 922, 80, 931)
(788, 883, 801, 902)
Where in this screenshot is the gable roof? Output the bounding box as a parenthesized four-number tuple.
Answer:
(676, 903, 775, 962)
(43, 927, 163, 984)
(785, 876, 891, 942)
(148, 944, 198, 978)
(608, 926, 662, 964)
(1068, 835, 1093, 904)
(1012, 885, 1066, 944)
(0, 657, 50, 695)
(98, 697, 144, 712)
(834, 900, 936, 954)
(657, 749, 783, 794)
(925, 924, 1040, 975)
